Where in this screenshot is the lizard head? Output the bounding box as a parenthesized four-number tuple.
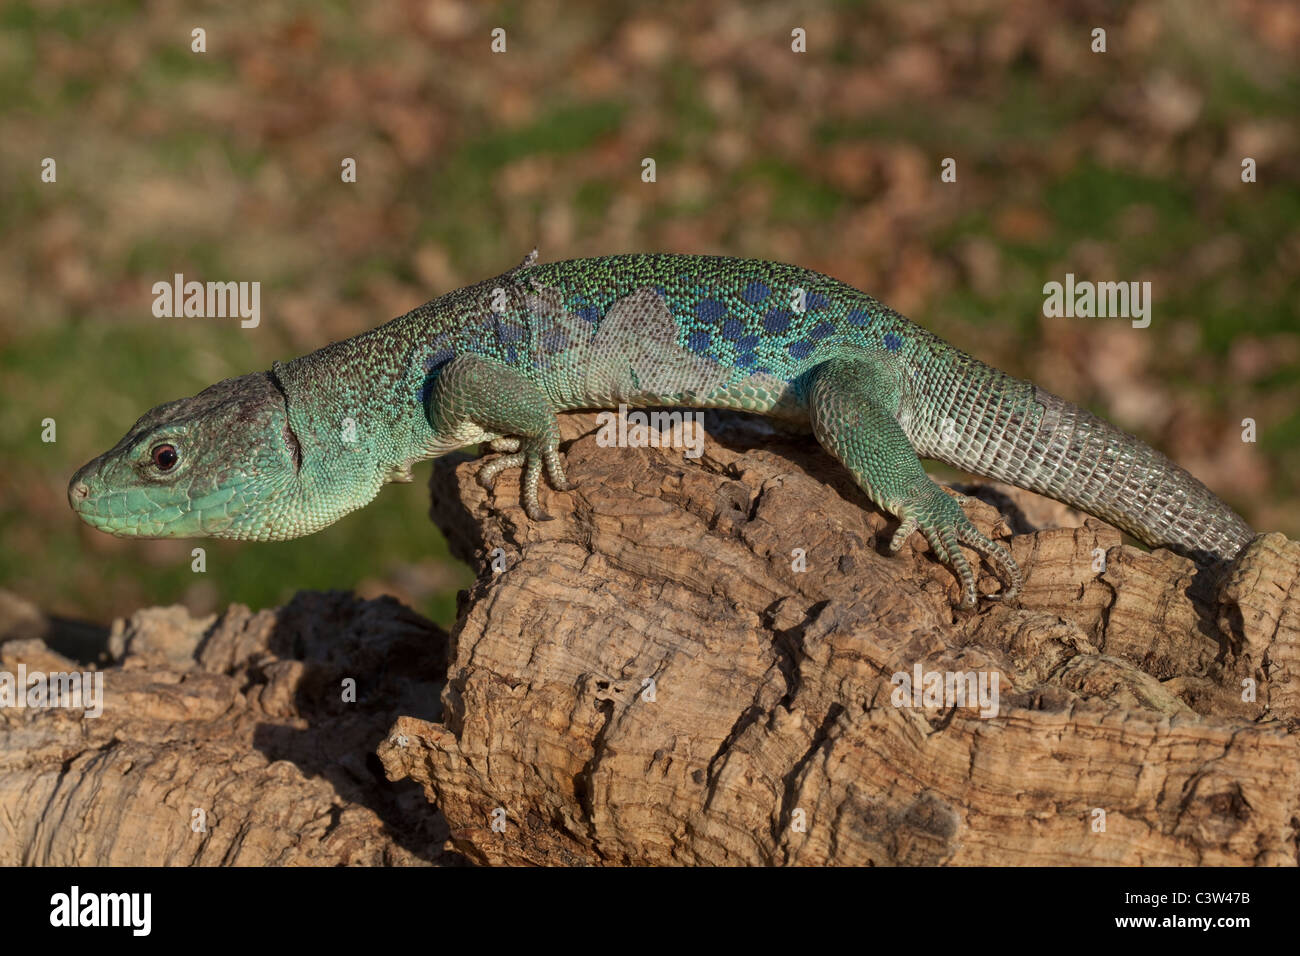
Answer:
(68, 372, 316, 541)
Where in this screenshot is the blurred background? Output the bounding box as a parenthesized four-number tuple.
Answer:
(1, 0, 1297, 631)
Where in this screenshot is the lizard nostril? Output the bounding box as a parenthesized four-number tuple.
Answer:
(70, 480, 89, 502)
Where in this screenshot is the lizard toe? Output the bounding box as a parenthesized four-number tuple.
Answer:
(921, 525, 978, 609)
(476, 436, 574, 522)
(956, 524, 1022, 603)
(889, 516, 919, 553)
(477, 452, 525, 491)
(895, 483, 1009, 609)
(543, 448, 573, 491)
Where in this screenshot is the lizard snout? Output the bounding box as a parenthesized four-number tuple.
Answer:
(68, 461, 97, 513)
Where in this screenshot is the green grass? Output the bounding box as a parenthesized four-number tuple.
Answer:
(744, 157, 844, 222)
(1044, 162, 1196, 240)
(456, 101, 626, 172)
(0, 0, 144, 37)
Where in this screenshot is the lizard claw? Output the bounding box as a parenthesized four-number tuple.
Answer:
(892, 485, 1021, 608)
(475, 439, 573, 521)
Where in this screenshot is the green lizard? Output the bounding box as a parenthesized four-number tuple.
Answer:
(69, 251, 1254, 607)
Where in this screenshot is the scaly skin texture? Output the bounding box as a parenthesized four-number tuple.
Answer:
(70, 251, 1254, 607)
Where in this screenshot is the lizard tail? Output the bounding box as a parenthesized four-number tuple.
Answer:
(905, 356, 1254, 563)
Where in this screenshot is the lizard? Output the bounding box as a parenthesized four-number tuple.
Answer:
(68, 251, 1254, 608)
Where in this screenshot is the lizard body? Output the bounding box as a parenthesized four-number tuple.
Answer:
(69, 252, 1253, 607)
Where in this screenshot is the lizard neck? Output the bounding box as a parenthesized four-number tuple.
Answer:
(272, 334, 431, 514)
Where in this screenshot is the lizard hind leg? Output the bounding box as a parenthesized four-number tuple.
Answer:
(807, 355, 1021, 608)
(424, 354, 570, 521)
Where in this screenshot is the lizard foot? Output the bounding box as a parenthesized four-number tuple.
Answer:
(889, 485, 1021, 609)
(476, 437, 571, 521)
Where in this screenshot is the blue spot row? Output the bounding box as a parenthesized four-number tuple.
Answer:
(884, 332, 903, 352)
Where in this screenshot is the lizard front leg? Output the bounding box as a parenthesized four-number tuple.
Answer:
(424, 354, 570, 520)
(807, 355, 1021, 608)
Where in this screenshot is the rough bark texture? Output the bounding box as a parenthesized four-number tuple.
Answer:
(5, 411, 1299, 866)
(380, 411, 1300, 866)
(0, 590, 460, 865)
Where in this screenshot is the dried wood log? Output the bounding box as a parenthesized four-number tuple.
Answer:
(378, 411, 1300, 866)
(5, 411, 1297, 866)
(0, 591, 459, 866)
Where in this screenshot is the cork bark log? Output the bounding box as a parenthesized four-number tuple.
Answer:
(0, 591, 460, 865)
(4, 411, 1298, 865)
(381, 411, 1300, 866)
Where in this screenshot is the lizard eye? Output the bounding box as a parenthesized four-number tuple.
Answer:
(151, 443, 179, 471)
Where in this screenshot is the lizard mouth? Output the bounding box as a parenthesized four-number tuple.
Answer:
(67, 460, 192, 538)
(69, 456, 250, 539)
(67, 473, 172, 537)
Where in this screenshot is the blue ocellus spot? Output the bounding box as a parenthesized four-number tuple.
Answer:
(696, 298, 727, 321)
(763, 309, 791, 333)
(846, 308, 872, 327)
(735, 334, 759, 351)
(788, 340, 815, 359)
(577, 306, 601, 323)
(736, 350, 759, 370)
(806, 292, 829, 310)
(687, 330, 711, 353)
(721, 318, 745, 340)
(541, 328, 568, 352)
(742, 281, 769, 303)
(810, 321, 834, 339)
(884, 332, 903, 352)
